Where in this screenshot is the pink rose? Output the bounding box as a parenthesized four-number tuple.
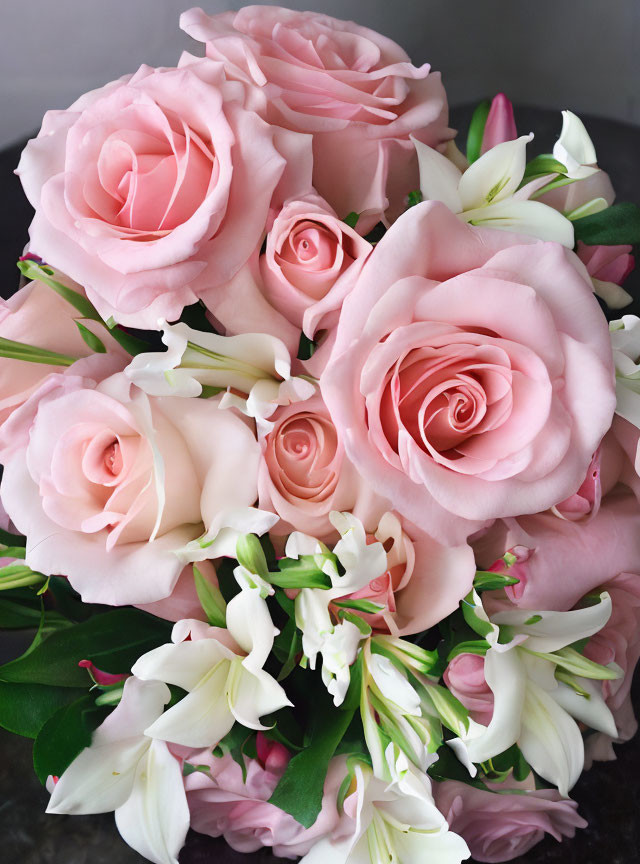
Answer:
(135, 560, 218, 623)
(0, 372, 260, 606)
(17, 62, 310, 329)
(435, 779, 586, 863)
(333, 511, 475, 636)
(184, 744, 343, 858)
(578, 242, 635, 286)
(0, 276, 124, 426)
(260, 194, 372, 340)
(321, 201, 615, 544)
(583, 571, 640, 756)
(258, 393, 383, 539)
(181, 5, 452, 232)
(444, 653, 494, 725)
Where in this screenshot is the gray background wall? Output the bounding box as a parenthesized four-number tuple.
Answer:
(1, 0, 639, 149)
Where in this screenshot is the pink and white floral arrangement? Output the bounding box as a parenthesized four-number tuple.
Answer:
(1, 6, 639, 863)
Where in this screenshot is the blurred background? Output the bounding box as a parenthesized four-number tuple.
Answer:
(1, 0, 639, 148)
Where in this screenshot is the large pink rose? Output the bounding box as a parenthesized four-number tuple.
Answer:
(0, 276, 125, 425)
(181, 5, 452, 231)
(258, 393, 382, 538)
(184, 743, 343, 858)
(321, 202, 616, 544)
(435, 779, 586, 863)
(17, 62, 310, 329)
(0, 372, 260, 606)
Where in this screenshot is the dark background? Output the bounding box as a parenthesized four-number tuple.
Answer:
(1, 104, 639, 862)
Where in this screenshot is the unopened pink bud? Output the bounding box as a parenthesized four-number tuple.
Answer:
(78, 659, 128, 686)
(481, 93, 518, 154)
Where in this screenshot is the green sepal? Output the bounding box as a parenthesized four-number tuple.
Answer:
(407, 189, 423, 208)
(473, 570, 520, 593)
(466, 100, 491, 164)
(272, 557, 332, 590)
(446, 639, 490, 662)
(74, 321, 107, 354)
(343, 211, 359, 229)
(461, 592, 493, 638)
(333, 598, 384, 615)
(193, 564, 226, 628)
(522, 153, 567, 182)
(236, 534, 270, 580)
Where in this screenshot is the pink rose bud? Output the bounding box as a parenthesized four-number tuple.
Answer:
(78, 660, 128, 686)
(256, 733, 290, 774)
(444, 653, 494, 725)
(481, 93, 517, 154)
(577, 242, 635, 286)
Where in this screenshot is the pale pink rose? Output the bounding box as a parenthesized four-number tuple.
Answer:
(578, 241, 635, 285)
(481, 93, 517, 154)
(0, 372, 260, 606)
(184, 744, 344, 858)
(333, 512, 475, 636)
(0, 277, 124, 425)
(321, 201, 616, 545)
(583, 571, 640, 757)
(444, 653, 494, 725)
(435, 779, 586, 863)
(538, 168, 615, 214)
(17, 62, 311, 329)
(260, 194, 372, 339)
(136, 560, 218, 623)
(258, 393, 384, 539)
(181, 5, 452, 232)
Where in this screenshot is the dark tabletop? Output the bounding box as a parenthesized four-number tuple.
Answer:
(1, 105, 639, 863)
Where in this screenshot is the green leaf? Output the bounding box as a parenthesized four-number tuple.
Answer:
(193, 564, 226, 627)
(199, 385, 225, 399)
(461, 593, 493, 638)
(573, 201, 640, 245)
(272, 557, 332, 590)
(466, 99, 491, 164)
(428, 742, 489, 790)
(17, 260, 101, 322)
(333, 598, 385, 615)
(32, 693, 108, 784)
(297, 332, 316, 362)
(0, 681, 87, 738)
(0, 527, 26, 548)
(473, 570, 520, 592)
(105, 325, 153, 357)
(0, 336, 77, 367)
(343, 211, 359, 229)
(0, 608, 171, 687)
(0, 598, 68, 631)
(269, 692, 355, 827)
(406, 189, 423, 208)
(236, 534, 270, 579)
(272, 616, 302, 682)
(522, 154, 567, 182)
(74, 321, 107, 354)
(446, 639, 490, 662)
(218, 724, 257, 783)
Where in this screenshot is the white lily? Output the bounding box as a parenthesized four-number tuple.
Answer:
(553, 110, 600, 181)
(175, 506, 278, 564)
(291, 511, 388, 706)
(300, 746, 469, 864)
(449, 591, 620, 796)
(610, 316, 640, 469)
(132, 588, 291, 747)
(47, 678, 189, 864)
(413, 134, 574, 247)
(126, 321, 316, 433)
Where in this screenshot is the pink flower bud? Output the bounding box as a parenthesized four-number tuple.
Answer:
(78, 660, 128, 686)
(481, 93, 518, 154)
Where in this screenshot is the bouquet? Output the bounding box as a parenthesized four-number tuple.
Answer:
(1, 6, 639, 863)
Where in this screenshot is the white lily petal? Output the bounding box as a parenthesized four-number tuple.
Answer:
(132, 640, 231, 692)
(492, 592, 612, 654)
(226, 588, 278, 667)
(454, 647, 525, 765)
(553, 679, 618, 738)
(463, 198, 575, 247)
(114, 739, 189, 864)
(459, 134, 533, 210)
(296, 587, 334, 666)
(145, 662, 235, 747)
(330, 511, 388, 595)
(231, 666, 292, 729)
(593, 278, 632, 309)
(369, 654, 421, 716)
(412, 136, 463, 212)
(285, 531, 324, 558)
(176, 507, 279, 563)
(554, 110, 597, 175)
(47, 737, 148, 816)
(519, 679, 584, 796)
